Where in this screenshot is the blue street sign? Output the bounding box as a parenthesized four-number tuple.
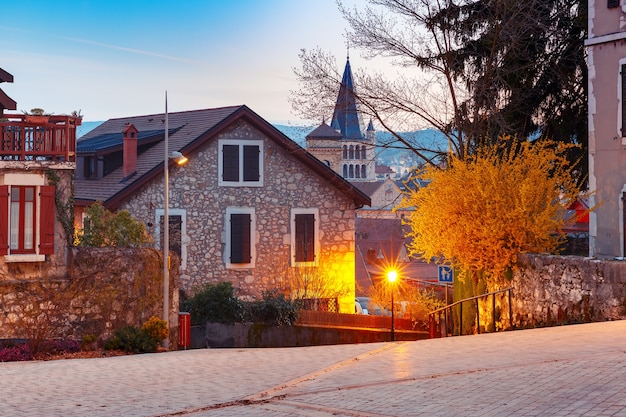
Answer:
(438, 265, 454, 283)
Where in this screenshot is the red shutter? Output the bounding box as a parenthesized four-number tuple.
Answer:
(0, 185, 8, 255)
(39, 185, 55, 255)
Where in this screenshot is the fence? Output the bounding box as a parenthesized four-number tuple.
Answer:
(298, 310, 416, 330)
(428, 287, 514, 338)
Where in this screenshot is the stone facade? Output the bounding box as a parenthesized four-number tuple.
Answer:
(512, 254, 626, 327)
(119, 120, 358, 312)
(0, 247, 178, 343)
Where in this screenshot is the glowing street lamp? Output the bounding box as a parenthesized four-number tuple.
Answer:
(387, 269, 398, 341)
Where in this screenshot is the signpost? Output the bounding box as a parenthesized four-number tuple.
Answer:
(438, 265, 454, 306)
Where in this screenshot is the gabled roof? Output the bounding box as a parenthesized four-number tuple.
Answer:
(330, 58, 364, 140)
(306, 122, 343, 140)
(75, 105, 371, 210)
(77, 127, 181, 153)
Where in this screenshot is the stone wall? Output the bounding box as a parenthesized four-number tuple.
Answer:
(120, 120, 358, 312)
(0, 247, 179, 344)
(512, 254, 626, 327)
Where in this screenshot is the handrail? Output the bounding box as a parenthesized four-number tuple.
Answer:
(428, 287, 514, 338)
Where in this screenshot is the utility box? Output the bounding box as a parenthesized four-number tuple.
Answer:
(178, 312, 190, 349)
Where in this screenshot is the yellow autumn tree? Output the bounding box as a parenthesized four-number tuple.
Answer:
(401, 137, 585, 291)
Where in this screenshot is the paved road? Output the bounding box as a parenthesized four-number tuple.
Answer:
(1, 320, 625, 417)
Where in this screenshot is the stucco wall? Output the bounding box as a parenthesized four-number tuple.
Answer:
(120, 120, 357, 312)
(513, 254, 626, 327)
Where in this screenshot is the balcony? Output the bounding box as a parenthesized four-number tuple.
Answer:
(0, 114, 81, 162)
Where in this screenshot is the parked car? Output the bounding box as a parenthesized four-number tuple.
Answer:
(356, 297, 389, 316)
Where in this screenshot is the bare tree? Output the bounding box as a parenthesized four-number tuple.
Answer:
(291, 0, 586, 168)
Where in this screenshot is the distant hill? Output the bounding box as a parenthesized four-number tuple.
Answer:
(77, 121, 104, 138)
(79, 121, 447, 166)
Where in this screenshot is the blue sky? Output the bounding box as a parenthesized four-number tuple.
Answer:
(2, 0, 358, 124)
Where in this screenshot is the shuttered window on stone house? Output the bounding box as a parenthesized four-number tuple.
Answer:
(0, 184, 55, 256)
(230, 213, 251, 264)
(219, 140, 263, 186)
(295, 213, 315, 262)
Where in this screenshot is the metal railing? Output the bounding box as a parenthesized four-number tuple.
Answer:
(428, 287, 514, 338)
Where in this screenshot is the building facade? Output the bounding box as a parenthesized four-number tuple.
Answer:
(587, 0, 626, 257)
(75, 106, 370, 313)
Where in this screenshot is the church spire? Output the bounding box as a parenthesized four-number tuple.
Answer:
(330, 57, 364, 140)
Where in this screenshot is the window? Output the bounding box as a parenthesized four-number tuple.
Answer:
(343, 145, 348, 159)
(343, 164, 348, 178)
(224, 207, 256, 268)
(349, 145, 354, 159)
(155, 208, 187, 270)
(355, 165, 361, 179)
(622, 62, 626, 139)
(83, 156, 97, 178)
(218, 139, 263, 186)
(361, 145, 367, 159)
(355, 145, 360, 159)
(0, 184, 55, 258)
(608, 0, 620, 8)
(291, 208, 319, 266)
(361, 164, 367, 179)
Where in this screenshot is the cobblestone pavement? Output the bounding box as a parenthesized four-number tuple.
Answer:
(1, 320, 625, 417)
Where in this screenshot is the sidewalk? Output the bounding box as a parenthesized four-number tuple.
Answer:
(1, 320, 625, 416)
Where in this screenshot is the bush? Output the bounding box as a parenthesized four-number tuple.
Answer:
(246, 291, 299, 326)
(0, 343, 32, 362)
(104, 325, 158, 353)
(182, 282, 245, 325)
(141, 316, 168, 343)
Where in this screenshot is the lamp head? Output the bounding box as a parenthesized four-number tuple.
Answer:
(170, 151, 188, 165)
(387, 270, 397, 283)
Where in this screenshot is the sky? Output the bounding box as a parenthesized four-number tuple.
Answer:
(1, 0, 363, 125)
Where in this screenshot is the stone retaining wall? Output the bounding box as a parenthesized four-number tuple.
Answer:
(512, 254, 626, 327)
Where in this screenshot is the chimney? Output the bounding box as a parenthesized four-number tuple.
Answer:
(122, 123, 138, 180)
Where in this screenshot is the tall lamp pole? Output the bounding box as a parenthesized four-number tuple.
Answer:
(387, 270, 397, 342)
(163, 92, 187, 349)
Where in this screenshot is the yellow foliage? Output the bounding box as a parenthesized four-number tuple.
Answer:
(400, 137, 585, 288)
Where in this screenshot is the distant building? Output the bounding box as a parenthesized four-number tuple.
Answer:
(306, 57, 377, 182)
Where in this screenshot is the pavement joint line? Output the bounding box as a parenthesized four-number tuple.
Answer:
(241, 341, 406, 402)
(148, 343, 404, 417)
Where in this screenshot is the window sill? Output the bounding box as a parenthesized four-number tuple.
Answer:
(5, 254, 46, 263)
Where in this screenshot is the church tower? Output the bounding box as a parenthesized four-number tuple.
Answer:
(306, 56, 376, 182)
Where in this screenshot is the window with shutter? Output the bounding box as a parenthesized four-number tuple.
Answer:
(295, 213, 315, 262)
(230, 213, 251, 263)
(218, 140, 263, 186)
(608, 0, 620, 8)
(222, 145, 239, 182)
(39, 186, 55, 255)
(10, 186, 36, 254)
(0, 185, 8, 255)
(291, 209, 319, 266)
(225, 207, 255, 268)
(622, 64, 626, 137)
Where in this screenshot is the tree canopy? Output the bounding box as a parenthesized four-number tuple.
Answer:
(400, 138, 584, 289)
(77, 202, 152, 247)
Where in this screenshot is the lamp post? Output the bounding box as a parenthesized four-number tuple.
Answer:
(387, 270, 397, 341)
(163, 92, 187, 349)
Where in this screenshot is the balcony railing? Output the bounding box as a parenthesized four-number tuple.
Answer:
(0, 114, 81, 162)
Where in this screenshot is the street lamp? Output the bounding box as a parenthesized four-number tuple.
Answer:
(163, 92, 187, 349)
(387, 269, 397, 341)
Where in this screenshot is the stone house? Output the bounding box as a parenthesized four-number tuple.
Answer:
(74, 105, 370, 313)
(586, 0, 626, 258)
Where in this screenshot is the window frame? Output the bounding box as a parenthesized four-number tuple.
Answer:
(224, 207, 256, 268)
(218, 139, 264, 187)
(0, 177, 54, 262)
(155, 208, 188, 270)
(290, 208, 320, 267)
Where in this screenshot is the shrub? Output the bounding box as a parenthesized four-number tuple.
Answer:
(246, 291, 299, 326)
(0, 343, 32, 362)
(141, 316, 168, 344)
(182, 282, 245, 325)
(104, 325, 157, 353)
